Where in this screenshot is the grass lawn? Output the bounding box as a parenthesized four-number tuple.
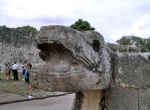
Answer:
(0, 71, 21, 83)
(0, 72, 50, 98)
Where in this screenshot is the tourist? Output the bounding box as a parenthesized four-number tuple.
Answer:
(12, 62, 19, 81)
(4, 64, 9, 80)
(21, 61, 27, 80)
(11, 63, 14, 79)
(24, 63, 33, 99)
(0, 66, 2, 80)
(7, 62, 12, 79)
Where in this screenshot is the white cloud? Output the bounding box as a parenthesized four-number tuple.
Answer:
(104, 14, 150, 43)
(129, 14, 150, 37)
(0, 0, 150, 43)
(2, 0, 78, 18)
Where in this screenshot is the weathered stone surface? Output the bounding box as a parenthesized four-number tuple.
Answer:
(139, 52, 150, 60)
(0, 26, 44, 69)
(104, 53, 150, 110)
(139, 89, 150, 110)
(111, 53, 150, 88)
(30, 25, 112, 92)
(105, 87, 150, 110)
(105, 87, 138, 110)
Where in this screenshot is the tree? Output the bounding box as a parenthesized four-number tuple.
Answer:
(70, 19, 95, 31)
(116, 36, 150, 52)
(116, 36, 132, 45)
(2, 25, 6, 27)
(145, 37, 150, 51)
(17, 25, 37, 32)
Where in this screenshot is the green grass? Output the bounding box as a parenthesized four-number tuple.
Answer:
(0, 72, 30, 96)
(0, 72, 51, 98)
(0, 84, 29, 96)
(0, 72, 23, 83)
(0, 72, 5, 80)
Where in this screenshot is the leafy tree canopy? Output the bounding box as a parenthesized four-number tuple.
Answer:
(17, 25, 37, 32)
(70, 19, 95, 31)
(2, 25, 7, 27)
(117, 36, 150, 52)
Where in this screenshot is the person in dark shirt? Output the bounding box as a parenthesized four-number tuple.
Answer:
(24, 63, 33, 99)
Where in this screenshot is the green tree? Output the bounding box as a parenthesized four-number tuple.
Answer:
(2, 25, 6, 27)
(116, 36, 150, 52)
(116, 36, 132, 45)
(145, 37, 150, 51)
(17, 25, 37, 32)
(70, 19, 95, 31)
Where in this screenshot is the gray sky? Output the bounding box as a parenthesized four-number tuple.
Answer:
(0, 0, 150, 43)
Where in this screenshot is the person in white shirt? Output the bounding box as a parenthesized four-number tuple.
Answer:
(12, 62, 19, 81)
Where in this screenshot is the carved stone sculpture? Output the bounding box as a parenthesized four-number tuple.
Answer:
(30, 25, 150, 110)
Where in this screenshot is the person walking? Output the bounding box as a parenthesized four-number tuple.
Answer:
(0, 66, 2, 80)
(12, 62, 19, 81)
(4, 64, 9, 80)
(11, 63, 14, 79)
(7, 62, 12, 79)
(24, 63, 33, 99)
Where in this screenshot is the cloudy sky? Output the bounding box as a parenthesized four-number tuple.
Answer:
(0, 0, 150, 43)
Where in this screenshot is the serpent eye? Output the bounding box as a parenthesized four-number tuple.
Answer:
(93, 40, 101, 52)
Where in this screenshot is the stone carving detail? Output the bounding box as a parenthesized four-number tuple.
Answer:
(30, 25, 150, 110)
(31, 25, 112, 92)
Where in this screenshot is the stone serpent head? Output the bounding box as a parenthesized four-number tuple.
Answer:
(30, 25, 112, 92)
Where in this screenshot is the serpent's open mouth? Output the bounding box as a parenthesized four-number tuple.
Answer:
(37, 42, 93, 75)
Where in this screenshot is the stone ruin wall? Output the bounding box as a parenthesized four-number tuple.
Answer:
(0, 26, 142, 71)
(107, 43, 141, 52)
(107, 43, 150, 60)
(0, 26, 44, 70)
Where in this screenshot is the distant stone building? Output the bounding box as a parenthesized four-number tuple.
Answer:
(107, 43, 141, 52)
(0, 26, 44, 70)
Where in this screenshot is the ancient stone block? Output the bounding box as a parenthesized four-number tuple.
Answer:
(139, 89, 150, 110)
(112, 53, 150, 88)
(105, 87, 138, 110)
